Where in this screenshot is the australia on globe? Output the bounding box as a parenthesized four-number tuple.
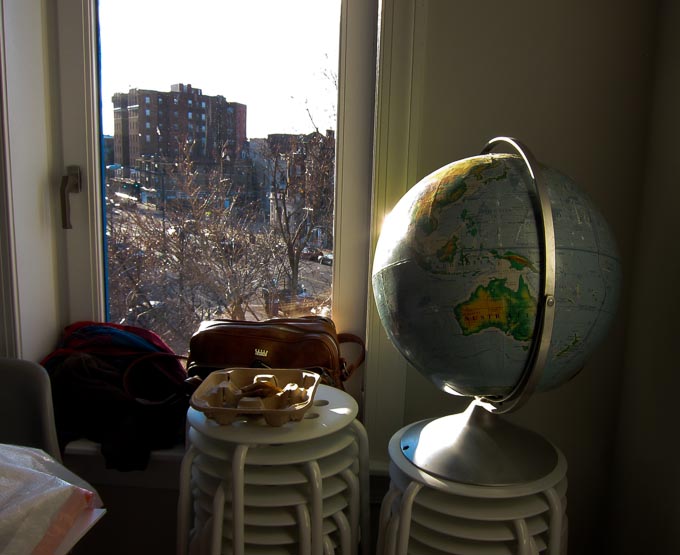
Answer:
(372, 151, 621, 399)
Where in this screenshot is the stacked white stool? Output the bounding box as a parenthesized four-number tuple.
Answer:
(377, 420, 568, 555)
(177, 385, 370, 555)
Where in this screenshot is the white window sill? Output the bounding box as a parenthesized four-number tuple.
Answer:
(63, 439, 185, 490)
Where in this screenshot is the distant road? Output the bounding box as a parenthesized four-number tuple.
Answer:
(299, 260, 332, 299)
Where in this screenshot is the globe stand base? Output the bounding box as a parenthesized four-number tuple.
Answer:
(399, 401, 558, 485)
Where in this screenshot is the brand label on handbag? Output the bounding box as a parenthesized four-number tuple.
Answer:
(254, 348, 268, 358)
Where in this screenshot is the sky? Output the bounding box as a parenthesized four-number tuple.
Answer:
(98, 0, 341, 139)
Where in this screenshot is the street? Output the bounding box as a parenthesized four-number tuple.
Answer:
(298, 259, 333, 301)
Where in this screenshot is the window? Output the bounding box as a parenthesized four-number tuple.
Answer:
(54, 0, 380, 448)
(58, 0, 377, 355)
(99, 1, 350, 352)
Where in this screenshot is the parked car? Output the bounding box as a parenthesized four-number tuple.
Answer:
(318, 253, 334, 266)
(302, 247, 323, 261)
(276, 285, 311, 302)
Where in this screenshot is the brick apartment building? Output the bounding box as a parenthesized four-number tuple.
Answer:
(110, 83, 255, 206)
(112, 83, 247, 168)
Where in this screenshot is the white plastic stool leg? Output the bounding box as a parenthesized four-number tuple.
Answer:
(230, 445, 248, 555)
(349, 420, 371, 555)
(210, 483, 225, 555)
(560, 515, 569, 554)
(395, 481, 422, 555)
(199, 517, 213, 555)
(188, 512, 207, 555)
(513, 519, 539, 555)
(296, 504, 312, 555)
(177, 444, 198, 555)
(340, 467, 360, 550)
(376, 485, 400, 555)
(544, 486, 564, 554)
(305, 459, 323, 555)
(333, 510, 352, 555)
(382, 510, 401, 555)
(323, 534, 336, 555)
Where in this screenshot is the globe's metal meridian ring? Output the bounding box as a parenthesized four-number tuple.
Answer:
(479, 137, 557, 413)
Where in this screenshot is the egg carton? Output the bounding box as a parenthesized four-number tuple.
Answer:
(189, 367, 320, 427)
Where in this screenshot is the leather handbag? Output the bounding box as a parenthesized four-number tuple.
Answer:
(186, 316, 365, 389)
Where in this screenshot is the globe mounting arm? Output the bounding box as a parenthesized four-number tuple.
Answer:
(479, 137, 557, 413)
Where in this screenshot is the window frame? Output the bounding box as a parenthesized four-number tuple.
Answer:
(55, 0, 107, 323)
(363, 0, 427, 469)
(56, 0, 376, 325)
(54, 0, 427, 468)
(55, 0, 381, 399)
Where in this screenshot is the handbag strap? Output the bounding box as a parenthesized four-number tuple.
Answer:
(337, 333, 366, 381)
(122, 351, 194, 403)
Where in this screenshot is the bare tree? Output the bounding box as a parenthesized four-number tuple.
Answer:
(106, 139, 274, 353)
(256, 131, 335, 304)
(106, 123, 336, 352)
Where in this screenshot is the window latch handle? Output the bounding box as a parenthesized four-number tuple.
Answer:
(60, 166, 82, 229)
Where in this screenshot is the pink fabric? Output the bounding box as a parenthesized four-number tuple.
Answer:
(30, 488, 96, 555)
(0, 444, 102, 555)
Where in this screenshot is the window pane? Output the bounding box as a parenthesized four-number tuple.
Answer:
(98, 0, 341, 353)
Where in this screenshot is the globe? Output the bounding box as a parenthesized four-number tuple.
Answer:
(372, 148, 621, 401)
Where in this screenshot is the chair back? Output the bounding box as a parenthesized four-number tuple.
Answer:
(0, 357, 62, 461)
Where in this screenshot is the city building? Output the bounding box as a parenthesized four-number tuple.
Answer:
(111, 83, 252, 209)
(112, 83, 247, 168)
(250, 131, 335, 247)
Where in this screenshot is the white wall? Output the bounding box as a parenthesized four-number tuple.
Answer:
(0, 0, 64, 360)
(368, 0, 659, 552)
(611, 1, 680, 552)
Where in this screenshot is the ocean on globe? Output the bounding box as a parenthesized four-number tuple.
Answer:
(372, 153, 621, 398)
